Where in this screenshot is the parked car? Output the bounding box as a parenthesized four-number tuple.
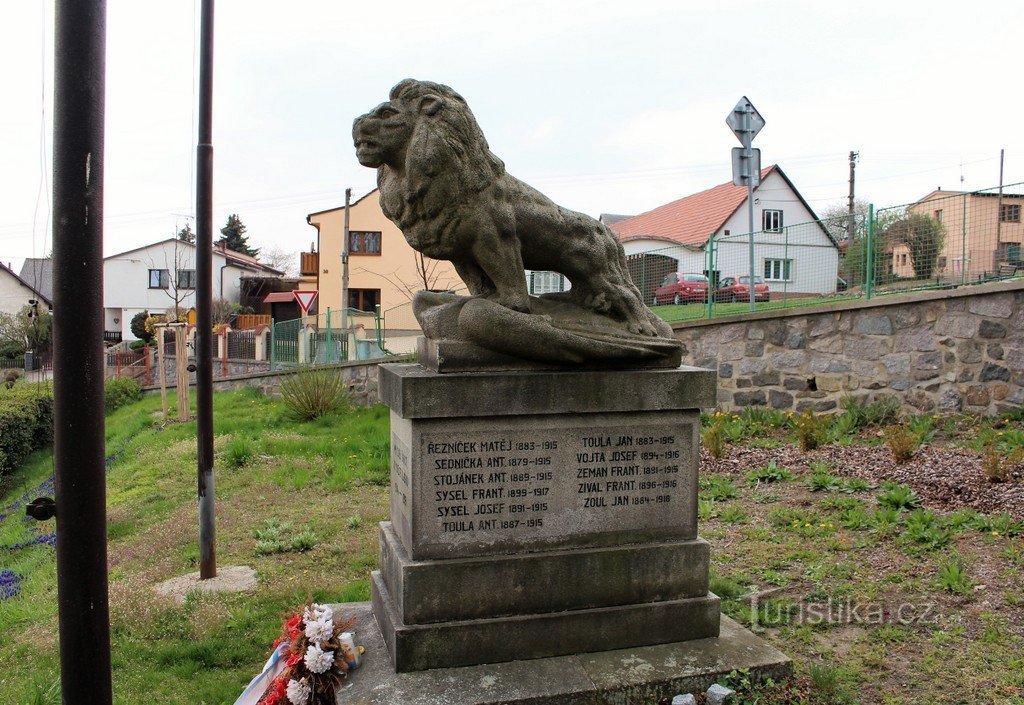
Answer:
(714, 275, 770, 303)
(652, 273, 709, 305)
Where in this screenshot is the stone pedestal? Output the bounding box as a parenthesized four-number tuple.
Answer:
(374, 363, 724, 673)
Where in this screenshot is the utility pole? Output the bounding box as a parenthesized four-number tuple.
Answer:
(195, 0, 216, 580)
(847, 151, 859, 241)
(341, 188, 351, 359)
(49, 0, 113, 701)
(726, 97, 765, 313)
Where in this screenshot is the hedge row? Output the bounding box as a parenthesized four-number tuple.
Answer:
(0, 387, 54, 477)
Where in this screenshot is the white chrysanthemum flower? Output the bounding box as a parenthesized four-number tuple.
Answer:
(303, 604, 333, 625)
(304, 616, 334, 645)
(286, 677, 311, 705)
(304, 643, 335, 674)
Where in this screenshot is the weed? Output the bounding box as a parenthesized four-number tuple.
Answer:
(936, 560, 974, 595)
(907, 414, 938, 443)
(839, 477, 871, 493)
(806, 467, 841, 492)
(719, 505, 748, 524)
(703, 475, 740, 501)
(289, 528, 317, 552)
(698, 498, 718, 521)
(279, 367, 347, 420)
(877, 482, 921, 510)
(224, 436, 256, 468)
(885, 424, 920, 464)
(346, 515, 363, 530)
(838, 506, 872, 530)
(902, 510, 951, 551)
(746, 461, 794, 486)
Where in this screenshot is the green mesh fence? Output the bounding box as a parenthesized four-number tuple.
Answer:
(269, 307, 386, 370)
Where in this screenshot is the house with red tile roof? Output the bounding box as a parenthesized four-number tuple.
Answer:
(609, 165, 839, 303)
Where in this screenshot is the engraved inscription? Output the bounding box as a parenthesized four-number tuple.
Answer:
(420, 426, 690, 542)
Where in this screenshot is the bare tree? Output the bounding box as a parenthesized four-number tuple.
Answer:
(146, 239, 195, 321)
(362, 252, 464, 302)
(260, 244, 299, 277)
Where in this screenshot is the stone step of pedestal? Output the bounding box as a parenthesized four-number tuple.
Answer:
(379, 521, 711, 624)
(371, 571, 722, 673)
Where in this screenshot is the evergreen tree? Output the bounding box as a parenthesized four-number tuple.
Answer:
(219, 214, 259, 257)
(176, 222, 195, 244)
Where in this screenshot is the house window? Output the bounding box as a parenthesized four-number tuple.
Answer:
(763, 258, 792, 282)
(528, 271, 566, 295)
(723, 229, 731, 237)
(1000, 204, 1021, 223)
(761, 209, 783, 232)
(998, 242, 1022, 263)
(900, 253, 908, 266)
(934, 209, 943, 223)
(937, 256, 947, 270)
(177, 269, 196, 289)
(349, 231, 382, 255)
(148, 269, 170, 289)
(348, 288, 380, 312)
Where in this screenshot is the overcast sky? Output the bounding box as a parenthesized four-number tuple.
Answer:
(2, 0, 1022, 272)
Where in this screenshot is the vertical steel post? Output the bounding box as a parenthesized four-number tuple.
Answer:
(195, 0, 216, 580)
(961, 193, 967, 285)
(341, 188, 351, 360)
(744, 106, 756, 312)
(52, 0, 113, 701)
(705, 232, 714, 319)
(866, 204, 875, 300)
(326, 308, 332, 362)
(270, 320, 276, 371)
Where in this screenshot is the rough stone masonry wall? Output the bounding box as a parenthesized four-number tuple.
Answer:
(672, 282, 1024, 415)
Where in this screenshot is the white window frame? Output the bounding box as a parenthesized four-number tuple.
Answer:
(148, 269, 170, 289)
(762, 209, 783, 232)
(528, 271, 567, 295)
(763, 258, 792, 282)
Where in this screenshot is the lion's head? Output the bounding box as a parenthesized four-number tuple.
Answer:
(353, 79, 505, 224)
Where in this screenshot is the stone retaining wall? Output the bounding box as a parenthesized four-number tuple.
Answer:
(142, 358, 390, 407)
(672, 282, 1024, 415)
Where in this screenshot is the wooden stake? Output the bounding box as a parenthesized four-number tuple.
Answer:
(175, 326, 190, 421)
(157, 327, 168, 423)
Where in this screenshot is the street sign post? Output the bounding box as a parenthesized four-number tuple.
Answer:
(294, 290, 318, 316)
(725, 96, 766, 311)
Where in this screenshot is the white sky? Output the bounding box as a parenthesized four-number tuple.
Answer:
(2, 0, 1022, 272)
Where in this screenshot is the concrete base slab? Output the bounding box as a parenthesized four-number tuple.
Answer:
(154, 565, 257, 605)
(334, 602, 791, 704)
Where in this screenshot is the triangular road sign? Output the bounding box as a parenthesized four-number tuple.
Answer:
(293, 290, 318, 314)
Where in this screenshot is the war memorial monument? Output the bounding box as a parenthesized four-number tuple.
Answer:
(340, 79, 790, 703)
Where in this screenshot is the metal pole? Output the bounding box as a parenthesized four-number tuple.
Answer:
(706, 232, 714, 319)
(866, 204, 875, 300)
(744, 104, 756, 312)
(847, 151, 858, 241)
(961, 192, 967, 285)
(996, 148, 1005, 264)
(51, 0, 113, 701)
(341, 188, 351, 360)
(195, 0, 216, 580)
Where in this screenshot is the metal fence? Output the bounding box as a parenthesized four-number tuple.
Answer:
(269, 307, 387, 370)
(637, 181, 1024, 323)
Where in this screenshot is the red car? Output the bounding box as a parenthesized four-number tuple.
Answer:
(714, 275, 770, 303)
(652, 273, 709, 305)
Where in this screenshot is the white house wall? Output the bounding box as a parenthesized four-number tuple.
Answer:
(621, 239, 706, 274)
(0, 271, 39, 316)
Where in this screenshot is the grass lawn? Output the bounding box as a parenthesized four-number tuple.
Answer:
(0, 389, 1022, 703)
(651, 296, 860, 323)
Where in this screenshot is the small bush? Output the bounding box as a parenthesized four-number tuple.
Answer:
(937, 561, 974, 595)
(0, 386, 54, 476)
(885, 425, 919, 464)
(877, 482, 921, 510)
(795, 409, 825, 451)
(225, 436, 256, 468)
(746, 461, 794, 486)
(4, 370, 19, 389)
(129, 310, 152, 343)
(982, 446, 1009, 483)
(701, 416, 726, 459)
(279, 367, 347, 420)
(104, 376, 142, 414)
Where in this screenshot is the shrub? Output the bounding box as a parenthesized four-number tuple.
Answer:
(795, 409, 826, 451)
(279, 367, 347, 420)
(701, 416, 726, 459)
(0, 387, 54, 476)
(128, 340, 147, 351)
(129, 310, 152, 343)
(885, 425, 919, 464)
(104, 377, 142, 414)
(4, 370, 19, 389)
(982, 446, 1009, 483)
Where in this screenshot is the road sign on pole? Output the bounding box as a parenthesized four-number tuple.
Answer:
(294, 290, 318, 315)
(731, 147, 761, 187)
(725, 96, 766, 312)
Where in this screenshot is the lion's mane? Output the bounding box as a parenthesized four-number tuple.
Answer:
(382, 80, 506, 227)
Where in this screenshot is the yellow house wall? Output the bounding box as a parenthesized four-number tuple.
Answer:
(307, 191, 463, 331)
